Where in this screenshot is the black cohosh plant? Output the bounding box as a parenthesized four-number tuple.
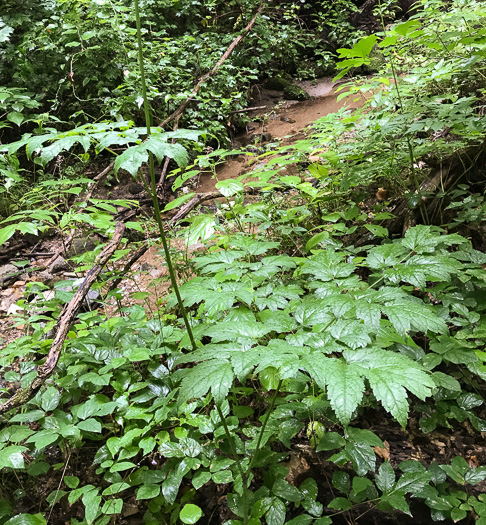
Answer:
(1, 0, 486, 524)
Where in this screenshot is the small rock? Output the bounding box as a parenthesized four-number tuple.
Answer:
(49, 256, 71, 273)
(129, 183, 144, 195)
(68, 235, 98, 257)
(35, 270, 61, 287)
(0, 264, 18, 279)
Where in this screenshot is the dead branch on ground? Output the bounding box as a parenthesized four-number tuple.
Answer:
(0, 222, 125, 416)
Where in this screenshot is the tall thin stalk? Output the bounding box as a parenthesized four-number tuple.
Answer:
(377, 0, 429, 225)
(133, 0, 196, 350)
(134, 4, 248, 521)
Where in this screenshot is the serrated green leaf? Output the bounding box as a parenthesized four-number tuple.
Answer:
(114, 145, 148, 176)
(382, 302, 447, 335)
(303, 355, 364, 425)
(345, 441, 376, 476)
(179, 360, 234, 405)
(144, 137, 188, 166)
(216, 179, 244, 197)
(376, 462, 395, 493)
(385, 493, 411, 515)
(345, 348, 434, 426)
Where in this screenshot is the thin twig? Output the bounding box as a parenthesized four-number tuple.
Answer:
(106, 243, 149, 292)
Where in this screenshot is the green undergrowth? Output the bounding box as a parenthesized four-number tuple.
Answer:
(1, 0, 486, 524)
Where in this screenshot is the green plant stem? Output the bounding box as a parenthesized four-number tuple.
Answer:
(134, 0, 196, 351)
(247, 379, 283, 476)
(215, 404, 249, 525)
(377, 0, 429, 225)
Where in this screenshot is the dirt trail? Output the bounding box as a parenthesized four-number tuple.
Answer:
(197, 78, 359, 192)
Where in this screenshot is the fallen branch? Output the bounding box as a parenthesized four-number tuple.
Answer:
(106, 242, 149, 292)
(0, 222, 125, 416)
(158, 5, 265, 130)
(169, 187, 261, 226)
(230, 105, 267, 114)
(169, 191, 223, 226)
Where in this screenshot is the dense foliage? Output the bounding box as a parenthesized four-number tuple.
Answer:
(0, 0, 486, 524)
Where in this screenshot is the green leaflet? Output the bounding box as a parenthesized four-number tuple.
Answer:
(302, 355, 365, 425)
(345, 348, 435, 427)
(300, 347, 434, 426)
(178, 360, 233, 405)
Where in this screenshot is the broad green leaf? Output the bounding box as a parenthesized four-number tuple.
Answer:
(77, 419, 102, 433)
(192, 471, 211, 490)
(7, 112, 24, 126)
(376, 462, 395, 493)
(180, 504, 203, 524)
(10, 411, 45, 423)
(345, 441, 376, 476)
(102, 482, 130, 496)
(328, 497, 352, 510)
(64, 476, 79, 489)
(302, 355, 365, 425)
(25, 430, 58, 450)
(272, 479, 302, 503)
(101, 498, 122, 515)
(332, 471, 350, 492)
(4, 514, 46, 525)
(316, 432, 345, 452)
(266, 498, 286, 525)
(0, 446, 27, 469)
(178, 360, 234, 405)
(82, 488, 101, 525)
(40, 387, 60, 412)
(136, 484, 160, 500)
(0, 224, 16, 246)
(216, 179, 244, 197)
